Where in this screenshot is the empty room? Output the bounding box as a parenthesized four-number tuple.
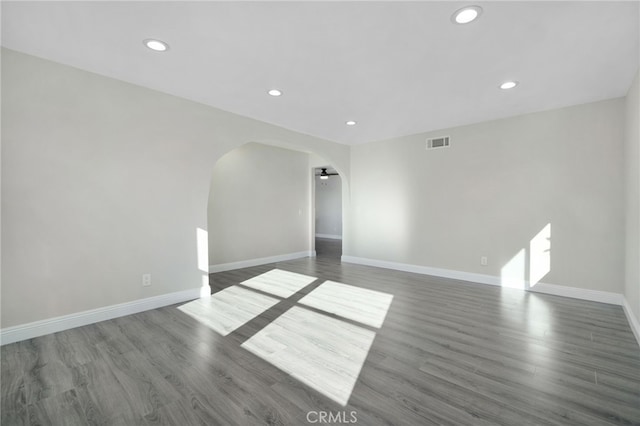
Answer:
(1, 1, 639, 425)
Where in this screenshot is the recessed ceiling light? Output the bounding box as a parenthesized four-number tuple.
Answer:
(500, 81, 519, 90)
(345, 120, 357, 126)
(451, 5, 483, 24)
(268, 89, 282, 97)
(144, 39, 169, 52)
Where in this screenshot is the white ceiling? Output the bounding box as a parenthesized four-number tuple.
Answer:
(2, 1, 639, 145)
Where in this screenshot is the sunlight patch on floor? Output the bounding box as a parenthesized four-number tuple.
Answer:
(241, 306, 376, 406)
(178, 286, 279, 336)
(298, 281, 394, 328)
(241, 269, 317, 298)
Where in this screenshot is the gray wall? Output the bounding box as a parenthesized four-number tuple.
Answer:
(208, 143, 311, 266)
(315, 175, 342, 238)
(1, 49, 349, 328)
(2, 46, 636, 333)
(625, 69, 640, 321)
(347, 99, 625, 293)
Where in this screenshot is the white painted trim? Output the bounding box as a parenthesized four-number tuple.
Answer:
(341, 256, 501, 287)
(209, 251, 314, 273)
(528, 283, 622, 305)
(341, 256, 624, 305)
(315, 233, 342, 240)
(0, 288, 202, 346)
(622, 297, 640, 347)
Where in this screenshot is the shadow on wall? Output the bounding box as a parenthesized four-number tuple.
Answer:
(501, 223, 551, 289)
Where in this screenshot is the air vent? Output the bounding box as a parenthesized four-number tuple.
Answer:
(426, 136, 450, 150)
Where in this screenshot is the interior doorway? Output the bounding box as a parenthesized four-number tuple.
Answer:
(313, 166, 342, 259)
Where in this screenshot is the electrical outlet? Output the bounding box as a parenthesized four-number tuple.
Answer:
(142, 273, 152, 287)
(480, 256, 488, 266)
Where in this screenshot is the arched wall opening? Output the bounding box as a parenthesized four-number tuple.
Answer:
(1, 48, 353, 334)
(205, 141, 349, 289)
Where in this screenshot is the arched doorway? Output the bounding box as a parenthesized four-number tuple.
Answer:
(206, 142, 348, 281)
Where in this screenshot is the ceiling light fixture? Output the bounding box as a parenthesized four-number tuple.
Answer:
(500, 81, 519, 90)
(317, 168, 340, 180)
(268, 89, 282, 97)
(144, 39, 169, 52)
(451, 5, 483, 24)
(345, 120, 357, 126)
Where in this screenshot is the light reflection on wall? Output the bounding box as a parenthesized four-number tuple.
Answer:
(197, 228, 209, 272)
(501, 248, 526, 289)
(500, 223, 551, 290)
(498, 223, 553, 367)
(197, 228, 211, 297)
(529, 223, 551, 288)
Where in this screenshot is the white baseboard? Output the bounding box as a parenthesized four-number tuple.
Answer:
(209, 251, 314, 273)
(315, 234, 342, 240)
(341, 256, 501, 287)
(529, 282, 622, 305)
(622, 297, 640, 347)
(0, 287, 202, 346)
(341, 256, 623, 306)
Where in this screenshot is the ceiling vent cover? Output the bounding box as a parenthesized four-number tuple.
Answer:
(426, 136, 450, 150)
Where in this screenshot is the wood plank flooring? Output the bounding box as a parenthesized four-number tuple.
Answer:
(2, 238, 639, 425)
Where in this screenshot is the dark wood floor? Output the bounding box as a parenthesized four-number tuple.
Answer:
(314, 237, 342, 260)
(2, 238, 639, 425)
